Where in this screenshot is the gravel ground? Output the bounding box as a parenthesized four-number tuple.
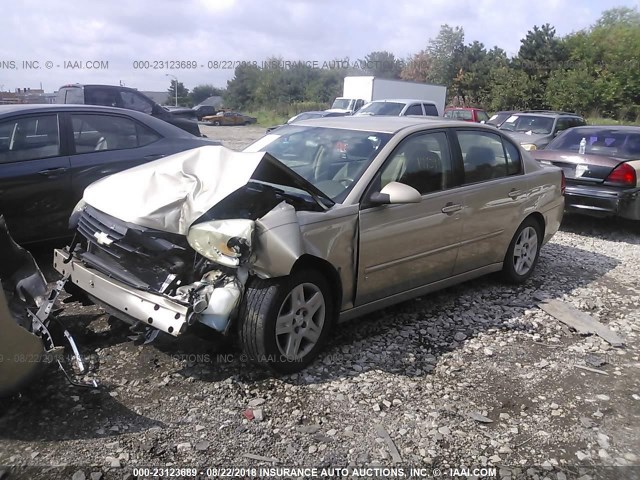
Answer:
(0, 127, 638, 480)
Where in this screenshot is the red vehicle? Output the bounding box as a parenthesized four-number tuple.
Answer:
(444, 107, 490, 123)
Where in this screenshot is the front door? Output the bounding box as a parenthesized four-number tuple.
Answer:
(356, 130, 463, 306)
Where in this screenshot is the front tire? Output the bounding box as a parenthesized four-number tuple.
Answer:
(501, 217, 542, 283)
(213, 121, 220, 126)
(238, 269, 333, 373)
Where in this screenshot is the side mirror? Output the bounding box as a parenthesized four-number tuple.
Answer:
(369, 182, 422, 205)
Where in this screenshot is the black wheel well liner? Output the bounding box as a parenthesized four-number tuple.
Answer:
(526, 211, 546, 237)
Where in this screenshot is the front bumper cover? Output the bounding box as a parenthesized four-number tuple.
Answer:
(564, 184, 640, 220)
(54, 249, 192, 336)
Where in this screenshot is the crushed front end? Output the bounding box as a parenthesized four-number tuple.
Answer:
(55, 205, 250, 337)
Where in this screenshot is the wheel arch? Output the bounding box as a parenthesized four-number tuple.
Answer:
(291, 254, 343, 319)
(525, 211, 546, 238)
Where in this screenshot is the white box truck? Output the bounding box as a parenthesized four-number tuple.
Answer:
(326, 76, 447, 116)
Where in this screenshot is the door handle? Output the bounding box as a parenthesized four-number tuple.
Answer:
(441, 202, 462, 214)
(38, 167, 68, 176)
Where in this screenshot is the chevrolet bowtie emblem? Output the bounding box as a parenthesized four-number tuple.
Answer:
(94, 231, 113, 246)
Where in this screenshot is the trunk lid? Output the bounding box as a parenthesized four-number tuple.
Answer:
(532, 150, 629, 184)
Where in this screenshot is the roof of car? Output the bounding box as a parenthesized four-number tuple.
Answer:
(445, 107, 485, 111)
(568, 125, 640, 133)
(512, 111, 582, 118)
(0, 103, 143, 116)
(365, 99, 437, 104)
(291, 115, 489, 133)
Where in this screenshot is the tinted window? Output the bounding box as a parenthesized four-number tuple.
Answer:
(71, 114, 161, 153)
(405, 104, 423, 116)
(84, 87, 119, 107)
(0, 114, 60, 164)
(555, 118, 570, 133)
(119, 91, 154, 114)
(548, 128, 640, 159)
(59, 87, 84, 104)
(457, 131, 509, 183)
(423, 104, 439, 116)
(504, 139, 522, 175)
(379, 131, 453, 195)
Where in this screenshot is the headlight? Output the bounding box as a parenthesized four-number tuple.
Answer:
(68, 199, 87, 229)
(187, 219, 254, 268)
(521, 143, 537, 151)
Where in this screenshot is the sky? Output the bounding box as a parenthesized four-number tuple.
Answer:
(0, 0, 638, 93)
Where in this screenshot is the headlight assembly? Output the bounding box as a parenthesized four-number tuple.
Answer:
(187, 219, 254, 268)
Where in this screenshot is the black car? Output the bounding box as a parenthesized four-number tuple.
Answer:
(56, 84, 203, 137)
(0, 104, 220, 243)
(193, 105, 219, 121)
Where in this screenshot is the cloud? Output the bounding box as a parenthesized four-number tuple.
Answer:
(0, 0, 635, 93)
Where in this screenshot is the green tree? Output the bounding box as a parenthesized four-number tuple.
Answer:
(167, 80, 190, 106)
(426, 24, 465, 86)
(224, 63, 261, 110)
(189, 84, 225, 106)
(488, 66, 536, 111)
(400, 50, 433, 83)
(515, 24, 567, 109)
(357, 51, 402, 78)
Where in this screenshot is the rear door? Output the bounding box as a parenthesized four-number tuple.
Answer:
(404, 103, 424, 116)
(66, 112, 167, 200)
(452, 129, 530, 275)
(0, 113, 72, 242)
(356, 130, 463, 305)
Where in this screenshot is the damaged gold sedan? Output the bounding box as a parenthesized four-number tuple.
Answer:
(54, 117, 564, 372)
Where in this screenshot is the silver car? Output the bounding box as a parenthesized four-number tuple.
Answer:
(54, 117, 564, 372)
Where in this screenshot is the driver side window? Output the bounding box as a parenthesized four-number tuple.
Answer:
(379, 131, 452, 195)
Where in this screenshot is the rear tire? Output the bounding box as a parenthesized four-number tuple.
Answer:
(501, 217, 542, 284)
(213, 121, 220, 126)
(237, 269, 333, 373)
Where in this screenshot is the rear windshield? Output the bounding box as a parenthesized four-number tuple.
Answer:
(548, 128, 640, 159)
(445, 109, 473, 120)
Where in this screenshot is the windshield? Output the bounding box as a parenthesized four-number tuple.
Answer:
(499, 115, 554, 134)
(356, 102, 404, 116)
(244, 125, 392, 202)
(331, 98, 351, 109)
(548, 128, 640, 159)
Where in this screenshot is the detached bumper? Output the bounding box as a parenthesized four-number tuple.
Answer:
(53, 249, 192, 336)
(565, 184, 640, 220)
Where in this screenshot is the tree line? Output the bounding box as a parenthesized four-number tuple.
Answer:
(184, 7, 640, 120)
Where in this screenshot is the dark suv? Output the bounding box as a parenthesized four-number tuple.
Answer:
(56, 84, 202, 137)
(498, 111, 586, 151)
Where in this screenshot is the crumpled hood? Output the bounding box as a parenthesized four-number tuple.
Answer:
(83, 145, 333, 235)
(83, 146, 267, 235)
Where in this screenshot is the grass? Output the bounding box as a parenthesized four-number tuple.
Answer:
(246, 110, 290, 127)
(587, 116, 640, 126)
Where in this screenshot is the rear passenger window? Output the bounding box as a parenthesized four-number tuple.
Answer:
(457, 131, 509, 183)
(423, 104, 439, 116)
(71, 114, 161, 153)
(405, 104, 423, 116)
(0, 115, 60, 164)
